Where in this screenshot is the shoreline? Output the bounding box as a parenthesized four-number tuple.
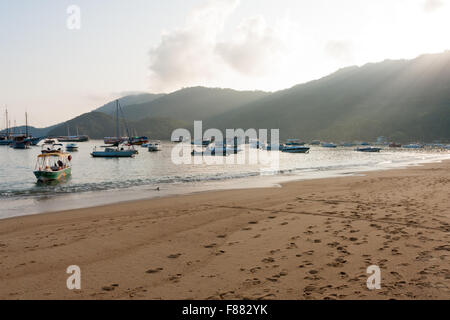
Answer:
(0, 160, 449, 299)
(2, 153, 449, 220)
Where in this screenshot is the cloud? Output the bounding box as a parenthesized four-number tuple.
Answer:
(148, 0, 292, 92)
(216, 15, 287, 76)
(423, 0, 444, 12)
(324, 40, 355, 64)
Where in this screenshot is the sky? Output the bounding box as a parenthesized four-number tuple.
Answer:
(0, 0, 449, 128)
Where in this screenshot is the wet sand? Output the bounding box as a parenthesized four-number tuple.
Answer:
(0, 161, 449, 300)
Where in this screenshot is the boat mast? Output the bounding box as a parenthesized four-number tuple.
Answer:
(25, 112, 28, 137)
(5, 107, 8, 137)
(117, 100, 119, 139)
(118, 100, 132, 143)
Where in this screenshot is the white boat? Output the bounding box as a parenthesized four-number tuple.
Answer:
(92, 100, 136, 158)
(91, 145, 136, 158)
(322, 143, 337, 148)
(191, 141, 236, 156)
(66, 143, 78, 151)
(148, 141, 162, 152)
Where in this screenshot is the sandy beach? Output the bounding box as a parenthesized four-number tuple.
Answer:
(0, 161, 449, 300)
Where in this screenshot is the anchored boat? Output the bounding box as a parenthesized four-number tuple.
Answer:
(282, 145, 310, 153)
(34, 152, 72, 182)
(321, 143, 337, 148)
(66, 143, 79, 151)
(91, 145, 136, 158)
(12, 135, 31, 149)
(148, 141, 162, 152)
(92, 100, 136, 158)
(356, 147, 382, 153)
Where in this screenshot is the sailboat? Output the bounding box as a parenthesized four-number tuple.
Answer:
(12, 112, 31, 149)
(58, 125, 89, 142)
(91, 100, 136, 158)
(0, 108, 12, 146)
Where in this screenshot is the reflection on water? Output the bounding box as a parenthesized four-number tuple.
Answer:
(35, 175, 72, 187)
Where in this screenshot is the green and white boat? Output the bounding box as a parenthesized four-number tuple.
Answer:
(34, 152, 72, 182)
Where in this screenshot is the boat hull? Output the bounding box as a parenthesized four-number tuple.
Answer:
(12, 142, 31, 149)
(91, 151, 135, 158)
(282, 147, 310, 153)
(0, 140, 12, 146)
(34, 168, 71, 182)
(356, 148, 382, 153)
(26, 137, 45, 146)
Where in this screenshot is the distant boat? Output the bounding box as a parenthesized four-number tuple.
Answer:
(66, 143, 79, 151)
(91, 146, 136, 158)
(310, 140, 321, 145)
(92, 100, 136, 158)
(445, 145, 450, 150)
(58, 135, 89, 142)
(282, 145, 310, 153)
(341, 142, 356, 147)
(11, 112, 31, 149)
(285, 139, 305, 146)
(34, 152, 72, 182)
(191, 139, 211, 146)
(172, 136, 185, 143)
(356, 147, 382, 153)
(0, 136, 12, 146)
(104, 137, 128, 145)
(403, 144, 423, 149)
(58, 125, 89, 142)
(0, 108, 12, 145)
(321, 143, 337, 148)
(389, 142, 402, 148)
(12, 135, 31, 149)
(148, 141, 162, 152)
(130, 136, 149, 146)
(191, 141, 236, 156)
(26, 136, 45, 146)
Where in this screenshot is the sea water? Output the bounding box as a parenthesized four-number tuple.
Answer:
(0, 141, 449, 219)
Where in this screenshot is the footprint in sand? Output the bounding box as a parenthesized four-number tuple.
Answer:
(102, 284, 119, 291)
(146, 267, 163, 274)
